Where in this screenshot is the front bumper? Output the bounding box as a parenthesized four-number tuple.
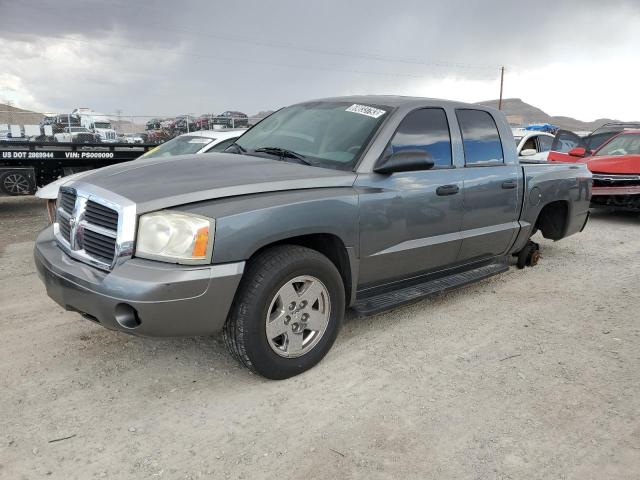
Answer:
(34, 226, 244, 336)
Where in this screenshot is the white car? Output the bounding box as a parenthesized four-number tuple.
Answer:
(36, 129, 246, 206)
(123, 133, 145, 144)
(512, 129, 555, 160)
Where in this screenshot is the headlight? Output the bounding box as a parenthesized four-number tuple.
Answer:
(135, 211, 215, 265)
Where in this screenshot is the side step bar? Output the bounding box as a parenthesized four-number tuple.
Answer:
(351, 262, 509, 316)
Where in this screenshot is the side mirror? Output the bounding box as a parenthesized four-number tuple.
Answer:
(520, 148, 537, 157)
(568, 147, 586, 157)
(374, 149, 435, 174)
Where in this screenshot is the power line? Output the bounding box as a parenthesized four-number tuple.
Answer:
(137, 23, 500, 70)
(29, 33, 502, 81)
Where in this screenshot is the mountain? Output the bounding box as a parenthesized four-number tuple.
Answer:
(250, 110, 274, 120)
(476, 98, 627, 132)
(0, 103, 43, 125)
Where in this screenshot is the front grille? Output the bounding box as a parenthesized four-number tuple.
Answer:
(58, 216, 72, 241)
(60, 190, 76, 214)
(83, 229, 117, 262)
(592, 173, 640, 188)
(55, 188, 122, 270)
(57, 190, 76, 242)
(85, 200, 118, 230)
(75, 133, 95, 143)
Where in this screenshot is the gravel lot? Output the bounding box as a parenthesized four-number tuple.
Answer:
(1, 196, 639, 479)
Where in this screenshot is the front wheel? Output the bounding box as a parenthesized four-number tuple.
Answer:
(223, 245, 345, 379)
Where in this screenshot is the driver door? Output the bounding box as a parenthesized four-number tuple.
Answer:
(355, 108, 464, 288)
(548, 130, 586, 162)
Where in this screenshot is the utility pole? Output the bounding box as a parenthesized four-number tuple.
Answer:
(498, 66, 505, 110)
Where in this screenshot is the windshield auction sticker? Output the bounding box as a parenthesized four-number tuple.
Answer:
(345, 104, 386, 118)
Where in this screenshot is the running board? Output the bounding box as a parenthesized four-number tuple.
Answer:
(352, 262, 509, 316)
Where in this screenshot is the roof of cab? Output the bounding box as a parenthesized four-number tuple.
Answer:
(299, 95, 497, 111)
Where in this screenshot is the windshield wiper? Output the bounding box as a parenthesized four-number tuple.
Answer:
(253, 147, 312, 165)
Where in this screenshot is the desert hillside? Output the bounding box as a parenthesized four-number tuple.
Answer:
(477, 98, 631, 131)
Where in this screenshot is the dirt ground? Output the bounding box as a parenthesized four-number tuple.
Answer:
(1, 196, 639, 480)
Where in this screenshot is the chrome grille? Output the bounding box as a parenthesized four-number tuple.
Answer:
(54, 185, 134, 271)
(58, 215, 72, 242)
(85, 200, 118, 230)
(57, 190, 76, 242)
(60, 190, 76, 214)
(83, 229, 117, 262)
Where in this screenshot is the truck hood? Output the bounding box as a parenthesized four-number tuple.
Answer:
(72, 153, 357, 213)
(36, 170, 94, 200)
(580, 154, 640, 174)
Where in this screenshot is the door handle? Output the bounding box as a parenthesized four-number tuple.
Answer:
(436, 184, 459, 196)
(501, 180, 517, 189)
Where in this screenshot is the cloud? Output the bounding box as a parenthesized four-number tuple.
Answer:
(1, 0, 639, 120)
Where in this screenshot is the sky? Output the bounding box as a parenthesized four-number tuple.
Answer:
(0, 0, 639, 121)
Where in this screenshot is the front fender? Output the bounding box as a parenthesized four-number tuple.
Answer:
(176, 187, 359, 264)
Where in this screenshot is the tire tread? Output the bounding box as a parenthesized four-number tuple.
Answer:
(222, 245, 341, 377)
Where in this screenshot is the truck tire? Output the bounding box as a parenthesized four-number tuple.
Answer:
(223, 245, 345, 379)
(0, 171, 34, 196)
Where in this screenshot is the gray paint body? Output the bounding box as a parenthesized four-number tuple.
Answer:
(34, 96, 591, 336)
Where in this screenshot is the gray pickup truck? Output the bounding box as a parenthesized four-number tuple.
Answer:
(35, 96, 591, 379)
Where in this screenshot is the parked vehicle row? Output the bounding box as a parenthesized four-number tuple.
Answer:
(510, 122, 640, 212)
(34, 96, 591, 379)
(145, 111, 249, 134)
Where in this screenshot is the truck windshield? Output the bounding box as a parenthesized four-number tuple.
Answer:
(233, 101, 390, 170)
(94, 122, 111, 129)
(141, 135, 214, 158)
(595, 133, 640, 156)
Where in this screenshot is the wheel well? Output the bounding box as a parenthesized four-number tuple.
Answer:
(250, 234, 352, 302)
(535, 201, 569, 240)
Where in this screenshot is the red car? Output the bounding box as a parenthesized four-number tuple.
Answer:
(553, 130, 640, 211)
(547, 122, 640, 163)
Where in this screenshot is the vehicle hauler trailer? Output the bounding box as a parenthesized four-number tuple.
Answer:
(0, 141, 156, 196)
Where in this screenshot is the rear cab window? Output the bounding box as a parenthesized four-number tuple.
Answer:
(388, 108, 453, 168)
(456, 109, 504, 166)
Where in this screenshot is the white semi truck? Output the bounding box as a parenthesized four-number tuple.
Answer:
(72, 108, 118, 143)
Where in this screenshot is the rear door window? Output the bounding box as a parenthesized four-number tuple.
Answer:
(456, 109, 504, 165)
